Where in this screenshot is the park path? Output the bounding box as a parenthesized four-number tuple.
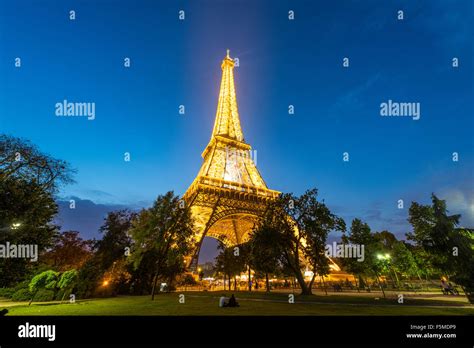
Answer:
(0, 298, 64, 308)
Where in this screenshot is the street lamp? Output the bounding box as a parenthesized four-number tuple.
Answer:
(376, 253, 391, 260)
(11, 223, 21, 230)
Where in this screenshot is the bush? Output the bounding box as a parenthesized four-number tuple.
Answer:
(29, 270, 59, 293)
(0, 287, 15, 298)
(11, 288, 57, 302)
(179, 274, 197, 286)
(11, 288, 32, 301)
(14, 280, 30, 291)
(55, 288, 74, 301)
(33, 289, 55, 302)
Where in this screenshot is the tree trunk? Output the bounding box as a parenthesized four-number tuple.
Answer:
(60, 288, 68, 304)
(354, 275, 360, 293)
(29, 290, 38, 306)
(392, 269, 400, 289)
(321, 277, 328, 295)
(375, 273, 386, 299)
(234, 276, 237, 291)
(417, 272, 423, 290)
(151, 272, 159, 300)
(295, 270, 311, 295)
(52, 288, 59, 301)
(388, 273, 397, 289)
(461, 286, 474, 304)
(265, 273, 270, 292)
(308, 273, 316, 293)
(248, 266, 252, 292)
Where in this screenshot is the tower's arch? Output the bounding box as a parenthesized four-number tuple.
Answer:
(205, 212, 259, 247)
(192, 212, 260, 267)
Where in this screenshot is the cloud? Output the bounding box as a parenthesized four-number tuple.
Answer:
(58, 188, 153, 207)
(54, 197, 143, 240)
(438, 187, 474, 227)
(328, 201, 410, 242)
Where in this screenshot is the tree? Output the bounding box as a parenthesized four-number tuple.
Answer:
(28, 270, 59, 305)
(57, 269, 79, 303)
(101, 259, 132, 295)
(0, 178, 59, 287)
(96, 210, 135, 267)
(214, 241, 247, 291)
(342, 219, 390, 297)
(178, 274, 197, 290)
(238, 243, 253, 291)
(0, 134, 75, 193)
(0, 135, 74, 287)
(391, 241, 421, 282)
(342, 219, 374, 290)
(373, 231, 400, 288)
(76, 210, 135, 298)
(299, 190, 345, 293)
(256, 188, 343, 295)
(408, 194, 474, 303)
(248, 225, 281, 292)
(128, 192, 195, 300)
(409, 245, 437, 280)
(43, 231, 94, 271)
(255, 193, 309, 293)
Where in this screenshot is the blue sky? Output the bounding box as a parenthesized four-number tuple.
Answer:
(1, 0, 473, 261)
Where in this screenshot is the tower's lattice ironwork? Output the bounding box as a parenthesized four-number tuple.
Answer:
(184, 51, 280, 269)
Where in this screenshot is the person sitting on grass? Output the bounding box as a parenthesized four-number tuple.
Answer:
(219, 295, 228, 307)
(441, 279, 453, 295)
(219, 294, 240, 307)
(447, 282, 459, 295)
(226, 294, 239, 307)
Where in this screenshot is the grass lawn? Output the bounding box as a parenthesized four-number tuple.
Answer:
(3, 291, 474, 316)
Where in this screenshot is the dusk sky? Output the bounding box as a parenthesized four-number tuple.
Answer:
(1, 0, 472, 262)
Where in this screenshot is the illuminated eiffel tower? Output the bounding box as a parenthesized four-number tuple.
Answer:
(184, 50, 280, 269)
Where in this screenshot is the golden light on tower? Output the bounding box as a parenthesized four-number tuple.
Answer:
(183, 50, 280, 270)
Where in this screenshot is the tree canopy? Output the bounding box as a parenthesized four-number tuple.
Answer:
(128, 191, 195, 299)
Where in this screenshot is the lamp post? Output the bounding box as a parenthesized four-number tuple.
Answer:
(375, 253, 392, 298)
(376, 253, 399, 289)
(197, 267, 203, 281)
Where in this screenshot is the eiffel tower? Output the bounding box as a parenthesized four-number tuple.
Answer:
(184, 50, 280, 270)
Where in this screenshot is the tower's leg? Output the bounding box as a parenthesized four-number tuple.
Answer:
(189, 256, 199, 272)
(186, 232, 206, 272)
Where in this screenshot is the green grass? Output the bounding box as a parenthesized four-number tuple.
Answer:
(4, 292, 474, 316)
